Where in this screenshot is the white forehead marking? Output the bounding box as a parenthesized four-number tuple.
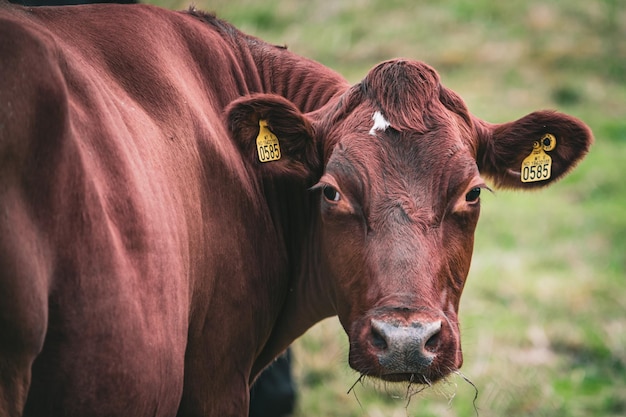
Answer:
(369, 111, 390, 136)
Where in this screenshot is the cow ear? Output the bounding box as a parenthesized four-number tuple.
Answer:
(475, 110, 593, 189)
(226, 94, 320, 180)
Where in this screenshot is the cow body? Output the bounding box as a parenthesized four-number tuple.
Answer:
(0, 4, 332, 415)
(0, 2, 592, 417)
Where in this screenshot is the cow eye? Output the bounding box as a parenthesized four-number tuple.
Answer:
(322, 185, 341, 202)
(465, 187, 481, 203)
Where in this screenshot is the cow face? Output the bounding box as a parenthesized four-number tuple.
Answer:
(227, 59, 592, 385)
(307, 63, 487, 383)
(312, 116, 481, 384)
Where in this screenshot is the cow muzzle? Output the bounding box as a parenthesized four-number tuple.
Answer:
(348, 308, 461, 383)
(370, 319, 441, 373)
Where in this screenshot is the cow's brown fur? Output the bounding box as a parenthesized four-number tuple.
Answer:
(0, 2, 592, 417)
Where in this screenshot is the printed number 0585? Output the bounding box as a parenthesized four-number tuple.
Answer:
(261, 144, 280, 161)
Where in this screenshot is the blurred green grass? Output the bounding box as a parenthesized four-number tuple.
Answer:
(147, 1, 626, 415)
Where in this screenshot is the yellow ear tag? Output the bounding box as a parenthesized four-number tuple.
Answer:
(256, 120, 281, 163)
(521, 134, 556, 183)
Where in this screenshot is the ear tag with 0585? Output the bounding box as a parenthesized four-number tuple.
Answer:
(256, 120, 281, 163)
(521, 134, 556, 183)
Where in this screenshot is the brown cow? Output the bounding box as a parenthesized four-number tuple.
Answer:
(0, 2, 592, 416)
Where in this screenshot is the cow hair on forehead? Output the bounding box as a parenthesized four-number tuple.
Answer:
(313, 60, 474, 165)
(360, 59, 472, 135)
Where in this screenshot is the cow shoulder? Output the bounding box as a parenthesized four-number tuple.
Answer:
(0, 12, 68, 170)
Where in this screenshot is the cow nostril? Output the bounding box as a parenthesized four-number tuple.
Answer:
(370, 326, 388, 350)
(424, 329, 441, 352)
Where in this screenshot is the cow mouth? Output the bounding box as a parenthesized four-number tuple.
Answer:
(354, 363, 452, 385)
(375, 371, 445, 384)
(349, 353, 456, 387)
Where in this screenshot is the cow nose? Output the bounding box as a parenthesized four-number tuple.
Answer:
(370, 319, 442, 373)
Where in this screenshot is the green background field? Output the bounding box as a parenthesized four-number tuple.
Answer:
(147, 1, 626, 415)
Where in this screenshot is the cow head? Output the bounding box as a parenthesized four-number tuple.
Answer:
(227, 59, 592, 384)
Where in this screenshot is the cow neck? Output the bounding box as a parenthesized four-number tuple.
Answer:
(242, 41, 352, 380)
(247, 40, 349, 112)
(251, 187, 336, 380)
(250, 84, 359, 378)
